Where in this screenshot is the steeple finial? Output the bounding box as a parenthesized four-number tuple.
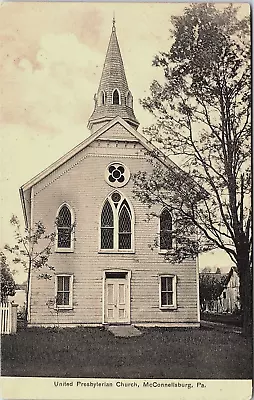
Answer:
(112, 13, 115, 31)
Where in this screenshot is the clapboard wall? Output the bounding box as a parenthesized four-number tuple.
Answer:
(28, 122, 199, 327)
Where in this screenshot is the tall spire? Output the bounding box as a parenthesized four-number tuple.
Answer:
(88, 20, 139, 133)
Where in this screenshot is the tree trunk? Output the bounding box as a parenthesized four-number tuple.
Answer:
(25, 258, 32, 327)
(238, 259, 252, 337)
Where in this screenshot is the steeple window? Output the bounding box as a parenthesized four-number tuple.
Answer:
(112, 88, 121, 105)
(126, 91, 133, 107)
(100, 91, 106, 105)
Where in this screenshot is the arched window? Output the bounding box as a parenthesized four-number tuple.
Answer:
(119, 201, 132, 249)
(160, 208, 172, 250)
(112, 88, 120, 105)
(100, 192, 134, 251)
(126, 91, 132, 107)
(56, 204, 74, 251)
(100, 90, 106, 105)
(101, 200, 114, 249)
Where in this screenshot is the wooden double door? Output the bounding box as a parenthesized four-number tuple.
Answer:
(104, 272, 130, 324)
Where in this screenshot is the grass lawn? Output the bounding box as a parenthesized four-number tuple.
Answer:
(1, 326, 252, 379)
(201, 312, 242, 327)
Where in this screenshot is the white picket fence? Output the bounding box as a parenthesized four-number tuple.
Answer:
(1, 302, 18, 334)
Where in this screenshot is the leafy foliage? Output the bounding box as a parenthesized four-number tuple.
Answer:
(4, 215, 56, 323)
(199, 272, 224, 310)
(4, 215, 56, 280)
(134, 4, 252, 334)
(17, 304, 26, 321)
(1, 252, 15, 301)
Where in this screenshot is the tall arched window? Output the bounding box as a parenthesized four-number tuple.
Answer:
(100, 90, 106, 105)
(57, 204, 73, 250)
(119, 201, 132, 249)
(100, 192, 134, 251)
(112, 88, 120, 105)
(160, 208, 172, 250)
(101, 200, 114, 249)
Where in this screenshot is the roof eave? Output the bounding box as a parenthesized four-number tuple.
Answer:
(88, 115, 139, 131)
(19, 187, 29, 228)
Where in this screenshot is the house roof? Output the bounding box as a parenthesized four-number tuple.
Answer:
(200, 266, 238, 294)
(223, 266, 238, 287)
(199, 272, 228, 281)
(88, 20, 139, 131)
(15, 283, 27, 291)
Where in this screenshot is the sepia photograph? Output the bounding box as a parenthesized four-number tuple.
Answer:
(0, 2, 252, 399)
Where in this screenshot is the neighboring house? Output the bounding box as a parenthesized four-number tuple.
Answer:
(200, 267, 240, 313)
(220, 267, 240, 313)
(19, 21, 200, 328)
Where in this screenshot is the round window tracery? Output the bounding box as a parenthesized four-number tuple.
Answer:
(111, 192, 121, 204)
(105, 163, 130, 187)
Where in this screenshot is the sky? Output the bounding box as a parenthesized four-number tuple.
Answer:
(1, 2, 247, 283)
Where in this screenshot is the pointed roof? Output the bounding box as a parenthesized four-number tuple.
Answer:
(88, 20, 139, 132)
(98, 19, 128, 100)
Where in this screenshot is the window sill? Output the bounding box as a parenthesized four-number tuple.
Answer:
(158, 249, 174, 255)
(160, 306, 177, 311)
(55, 248, 74, 253)
(54, 306, 73, 311)
(98, 250, 135, 254)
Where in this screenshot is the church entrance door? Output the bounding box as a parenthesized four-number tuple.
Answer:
(104, 271, 130, 324)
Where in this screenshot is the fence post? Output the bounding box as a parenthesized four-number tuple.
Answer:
(11, 303, 18, 334)
(8, 302, 12, 333)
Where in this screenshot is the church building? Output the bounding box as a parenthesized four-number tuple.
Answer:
(20, 21, 200, 327)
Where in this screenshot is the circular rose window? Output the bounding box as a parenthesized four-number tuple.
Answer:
(105, 163, 130, 187)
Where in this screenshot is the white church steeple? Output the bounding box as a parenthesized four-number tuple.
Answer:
(88, 19, 139, 133)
